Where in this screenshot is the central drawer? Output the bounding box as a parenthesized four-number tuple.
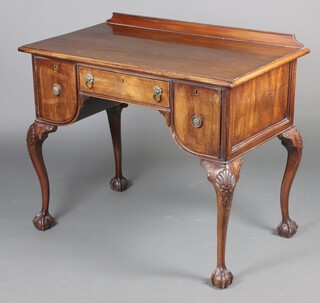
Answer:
(79, 66, 170, 108)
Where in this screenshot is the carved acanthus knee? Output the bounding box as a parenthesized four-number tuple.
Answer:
(278, 127, 303, 153)
(27, 122, 57, 154)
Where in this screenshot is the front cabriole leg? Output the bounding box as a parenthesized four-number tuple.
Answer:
(27, 121, 57, 231)
(277, 127, 303, 238)
(201, 157, 243, 289)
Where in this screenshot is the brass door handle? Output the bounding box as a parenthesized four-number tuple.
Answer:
(52, 83, 62, 96)
(153, 86, 162, 102)
(85, 73, 94, 89)
(191, 115, 203, 128)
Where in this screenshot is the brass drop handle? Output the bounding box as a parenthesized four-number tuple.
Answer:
(85, 73, 94, 89)
(153, 86, 162, 102)
(191, 115, 203, 128)
(52, 83, 62, 96)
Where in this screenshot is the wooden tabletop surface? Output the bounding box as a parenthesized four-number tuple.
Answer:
(19, 13, 309, 87)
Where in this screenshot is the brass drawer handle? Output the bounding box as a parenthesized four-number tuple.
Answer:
(85, 73, 94, 89)
(52, 83, 62, 96)
(153, 86, 162, 102)
(191, 115, 203, 128)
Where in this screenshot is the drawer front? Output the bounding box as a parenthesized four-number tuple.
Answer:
(34, 57, 78, 123)
(79, 66, 170, 108)
(173, 83, 221, 158)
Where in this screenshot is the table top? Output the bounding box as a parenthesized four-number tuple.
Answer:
(19, 13, 309, 87)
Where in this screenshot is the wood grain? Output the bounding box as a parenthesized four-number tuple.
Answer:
(19, 14, 310, 289)
(173, 82, 221, 158)
(19, 14, 309, 87)
(277, 127, 303, 238)
(79, 66, 170, 109)
(107, 13, 304, 47)
(34, 57, 78, 123)
(201, 157, 243, 288)
(229, 63, 291, 157)
(26, 122, 57, 231)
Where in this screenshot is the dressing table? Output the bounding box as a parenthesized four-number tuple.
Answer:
(18, 13, 310, 288)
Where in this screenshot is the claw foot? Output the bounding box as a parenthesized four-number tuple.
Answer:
(211, 266, 234, 289)
(277, 219, 298, 238)
(33, 212, 54, 231)
(110, 176, 128, 192)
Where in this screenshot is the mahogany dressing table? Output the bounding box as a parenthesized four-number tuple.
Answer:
(18, 13, 310, 289)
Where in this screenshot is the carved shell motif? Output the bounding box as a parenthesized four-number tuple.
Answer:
(215, 169, 236, 207)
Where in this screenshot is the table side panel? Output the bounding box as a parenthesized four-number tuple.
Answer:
(173, 82, 221, 158)
(228, 63, 292, 158)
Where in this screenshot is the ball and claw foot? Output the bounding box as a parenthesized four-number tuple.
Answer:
(110, 176, 128, 192)
(277, 219, 298, 238)
(33, 212, 54, 231)
(211, 266, 234, 289)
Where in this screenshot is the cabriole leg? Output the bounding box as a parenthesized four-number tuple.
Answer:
(27, 121, 57, 231)
(201, 157, 243, 289)
(277, 127, 303, 238)
(106, 104, 128, 192)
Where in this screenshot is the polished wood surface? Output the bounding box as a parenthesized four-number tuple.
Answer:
(79, 66, 170, 109)
(277, 127, 303, 238)
(173, 82, 221, 158)
(107, 104, 129, 192)
(26, 122, 57, 231)
(201, 157, 243, 289)
(229, 63, 292, 158)
(34, 57, 78, 123)
(19, 13, 310, 289)
(19, 13, 309, 87)
(108, 13, 304, 47)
